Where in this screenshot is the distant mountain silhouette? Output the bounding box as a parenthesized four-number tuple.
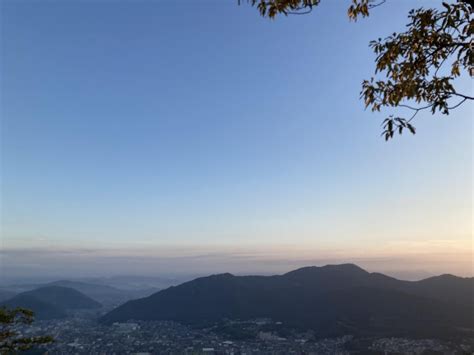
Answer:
(409, 274, 474, 306)
(101, 264, 473, 337)
(1, 286, 101, 320)
(80, 275, 183, 291)
(0, 289, 17, 302)
(46, 280, 158, 306)
(1, 293, 67, 320)
(285, 265, 473, 307)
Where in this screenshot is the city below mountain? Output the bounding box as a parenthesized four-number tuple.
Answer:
(100, 264, 473, 338)
(2, 264, 473, 338)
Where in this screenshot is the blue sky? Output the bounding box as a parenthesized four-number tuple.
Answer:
(1, 0, 472, 278)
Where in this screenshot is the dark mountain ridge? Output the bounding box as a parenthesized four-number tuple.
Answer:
(1, 279, 160, 307)
(1, 286, 101, 320)
(47, 280, 139, 305)
(1, 294, 67, 320)
(0, 289, 17, 302)
(21, 285, 102, 309)
(45, 280, 156, 306)
(101, 264, 473, 337)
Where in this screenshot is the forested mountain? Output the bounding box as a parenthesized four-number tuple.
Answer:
(1, 286, 101, 320)
(101, 264, 473, 337)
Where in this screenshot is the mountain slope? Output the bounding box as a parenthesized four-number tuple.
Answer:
(0, 289, 17, 302)
(1, 286, 102, 319)
(46, 280, 158, 306)
(19, 286, 102, 309)
(1, 294, 67, 320)
(407, 274, 474, 306)
(100, 264, 473, 337)
(47, 280, 134, 305)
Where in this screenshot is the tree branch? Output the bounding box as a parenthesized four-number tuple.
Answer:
(452, 92, 474, 100)
(368, 0, 386, 9)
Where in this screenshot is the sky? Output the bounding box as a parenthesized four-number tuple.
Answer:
(1, 0, 472, 281)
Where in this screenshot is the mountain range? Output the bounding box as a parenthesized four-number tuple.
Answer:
(100, 264, 474, 338)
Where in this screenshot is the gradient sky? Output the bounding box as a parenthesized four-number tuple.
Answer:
(1, 0, 472, 280)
